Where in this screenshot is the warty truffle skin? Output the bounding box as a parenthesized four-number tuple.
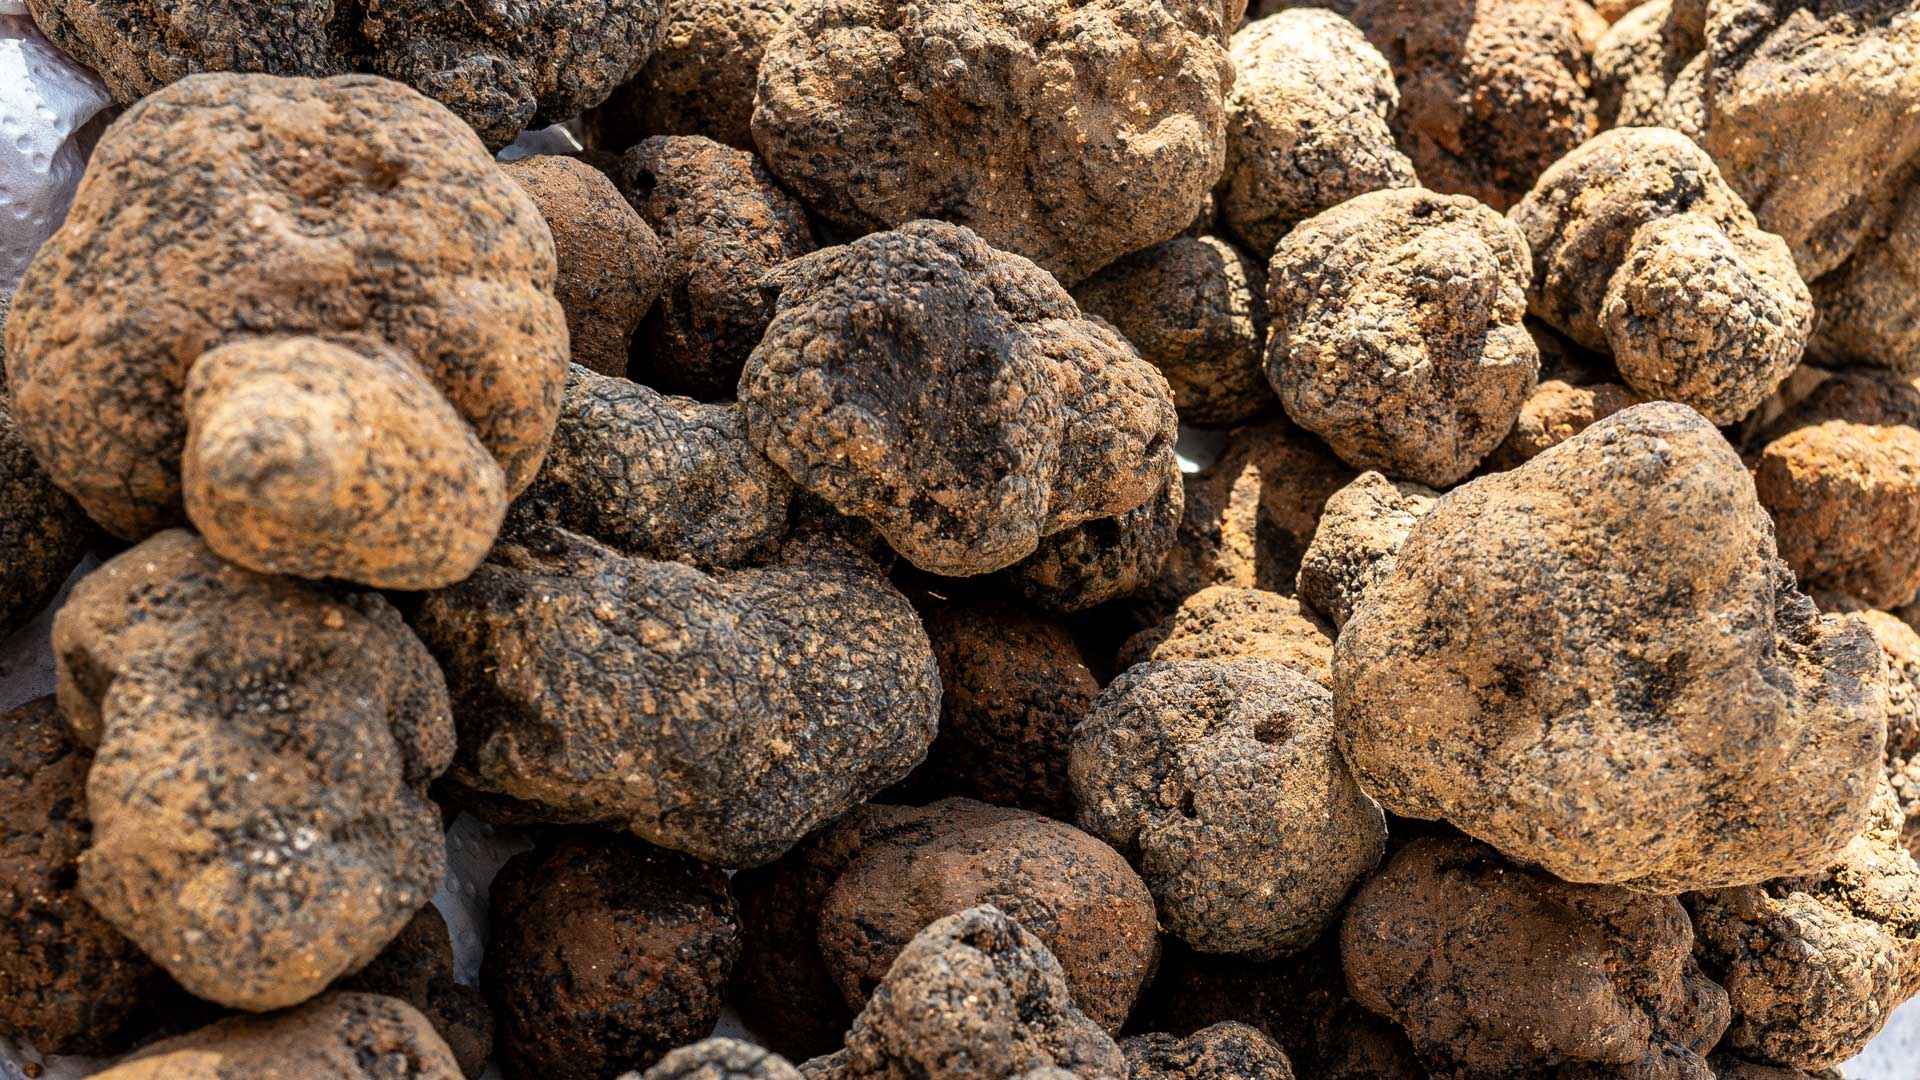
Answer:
(631, 1039, 807, 1080)
(338, 904, 494, 1079)
(587, 0, 799, 152)
(1120, 1023, 1297, 1080)
(86, 991, 465, 1080)
(0, 387, 92, 640)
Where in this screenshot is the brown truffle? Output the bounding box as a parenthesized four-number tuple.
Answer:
(999, 453, 1185, 613)
(1591, 0, 1705, 129)
(24, 0, 668, 149)
(1689, 785, 1920, 1071)
(1219, 10, 1415, 259)
(0, 387, 91, 640)
(88, 991, 463, 1080)
(1121, 1023, 1295, 1080)
(588, 0, 798, 152)
(54, 529, 454, 1010)
(4, 73, 570, 590)
(1119, 585, 1333, 685)
(486, 834, 739, 1080)
(503, 155, 666, 379)
(1072, 236, 1272, 428)
(1484, 376, 1647, 471)
(742, 221, 1177, 577)
(1868, 609, 1920, 856)
(1072, 658, 1385, 958)
(634, 1039, 807, 1080)
(751, 0, 1233, 284)
(1511, 126, 1813, 425)
(1266, 187, 1539, 487)
(338, 905, 494, 1079)
(614, 136, 816, 399)
(1292, 471, 1435, 630)
(1710, 1056, 1842, 1080)
(1342, 836, 1730, 1077)
(1336, 403, 1889, 892)
(0, 697, 162, 1057)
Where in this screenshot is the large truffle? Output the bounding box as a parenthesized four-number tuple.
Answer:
(1121, 1023, 1295, 1080)
(614, 136, 816, 400)
(1511, 126, 1813, 425)
(1120, 585, 1334, 685)
(24, 0, 668, 149)
(413, 522, 939, 867)
(1342, 836, 1731, 1077)
(339, 905, 494, 1079)
(0, 384, 91, 640)
(53, 529, 454, 1010)
(1335, 402, 1889, 892)
(742, 221, 1177, 577)
(486, 834, 740, 1080)
(4, 73, 570, 589)
(1219, 10, 1415, 259)
(751, 0, 1233, 283)
(88, 991, 463, 1080)
(1688, 785, 1920, 1071)
(1265, 187, 1539, 487)
(1072, 657, 1385, 958)
(0, 697, 162, 1057)
(588, 0, 798, 152)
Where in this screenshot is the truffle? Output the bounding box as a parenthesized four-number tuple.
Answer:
(741, 221, 1176, 577)
(1265, 187, 1539, 487)
(53, 529, 454, 1010)
(634, 1039, 807, 1080)
(1591, 0, 1705, 129)
(0, 384, 91, 640)
(1219, 10, 1415, 259)
(485, 834, 739, 1080)
(0, 697, 163, 1057)
(1335, 403, 1889, 891)
(1121, 1023, 1295, 1080)
(502, 155, 666, 379)
(88, 991, 463, 1080)
(1292, 471, 1435, 630)
(614, 136, 816, 399)
(1119, 585, 1333, 685)
(4, 73, 570, 589)
(1342, 835, 1731, 1077)
(1483, 375, 1647, 471)
(751, 0, 1233, 283)
(1511, 126, 1813, 425)
(1071, 236, 1272, 428)
(1072, 657, 1385, 958)
(587, 0, 798, 152)
(1868, 609, 1920, 856)
(999, 453, 1185, 613)
(339, 905, 494, 1079)
(1688, 785, 1920, 1071)
(413, 522, 939, 867)
(24, 0, 669, 149)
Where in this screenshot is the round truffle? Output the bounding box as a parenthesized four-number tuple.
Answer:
(635, 1039, 806, 1080)
(1119, 585, 1333, 685)
(88, 991, 463, 1080)
(1484, 376, 1647, 471)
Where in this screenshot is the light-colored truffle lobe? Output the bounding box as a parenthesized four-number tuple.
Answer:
(1511, 126, 1812, 425)
(1120, 585, 1334, 685)
(742, 221, 1176, 577)
(1072, 658, 1385, 959)
(87, 991, 464, 1080)
(1336, 402, 1889, 893)
(1342, 836, 1731, 1078)
(1689, 785, 1920, 1071)
(55, 530, 454, 1012)
(1293, 471, 1435, 630)
(1265, 187, 1539, 487)
(636, 1039, 806, 1080)
(751, 0, 1233, 284)
(1219, 10, 1415, 259)
(1484, 376, 1646, 470)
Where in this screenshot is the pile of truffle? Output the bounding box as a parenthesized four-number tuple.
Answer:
(3, 0, 1920, 1077)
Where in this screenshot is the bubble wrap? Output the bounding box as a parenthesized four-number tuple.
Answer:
(0, 2, 108, 295)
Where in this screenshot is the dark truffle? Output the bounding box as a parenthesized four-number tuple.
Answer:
(1120, 1023, 1295, 1080)
(0, 386, 91, 640)
(587, 0, 799, 152)
(338, 904, 494, 1079)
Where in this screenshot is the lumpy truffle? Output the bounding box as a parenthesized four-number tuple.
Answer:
(1292, 471, 1435, 630)
(88, 991, 463, 1080)
(633, 1039, 807, 1080)
(339, 905, 494, 1079)
(0, 383, 91, 640)
(588, 0, 798, 152)
(1120, 1023, 1296, 1080)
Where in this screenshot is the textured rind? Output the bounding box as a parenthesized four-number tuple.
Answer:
(23, 0, 670, 149)
(413, 523, 940, 868)
(0, 697, 162, 1058)
(1342, 836, 1731, 1079)
(1071, 658, 1385, 959)
(1485, 376, 1647, 471)
(1220, 10, 1415, 259)
(53, 529, 454, 1012)
(614, 136, 816, 400)
(1868, 609, 1920, 856)
(486, 834, 740, 1080)
(338, 905, 494, 1079)
(3, 73, 569, 586)
(1293, 471, 1435, 630)
(1688, 785, 1920, 1071)
(87, 991, 463, 1079)
(1592, 0, 1704, 129)
(1511, 126, 1812, 425)
(1266, 187, 1539, 487)
(751, 0, 1233, 284)
(636, 1039, 807, 1080)
(1000, 452, 1184, 613)
(742, 220, 1177, 577)
(588, 0, 798, 151)
(1336, 402, 1890, 892)
(1119, 585, 1334, 686)
(0, 389, 91, 640)
(1121, 1023, 1296, 1080)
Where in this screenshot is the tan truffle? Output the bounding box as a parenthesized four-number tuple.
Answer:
(1591, 0, 1705, 129)
(1867, 609, 1920, 857)
(1484, 376, 1646, 471)
(1120, 585, 1334, 685)
(634, 1039, 807, 1080)
(1266, 187, 1539, 487)
(88, 991, 463, 1080)
(1293, 471, 1435, 630)
(1336, 403, 1889, 892)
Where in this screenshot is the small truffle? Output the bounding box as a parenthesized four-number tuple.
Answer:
(1292, 471, 1435, 630)
(0, 697, 162, 1057)
(503, 155, 666, 379)
(1591, 0, 1705, 129)
(1511, 126, 1813, 425)
(1121, 1023, 1295, 1080)
(635, 1039, 807, 1080)
(1342, 836, 1730, 1077)
(1219, 10, 1415, 258)
(751, 0, 1233, 283)
(742, 221, 1176, 576)
(614, 136, 816, 399)
(338, 905, 494, 1079)
(1072, 658, 1386, 958)
(1119, 586, 1333, 685)
(587, 0, 798, 151)
(54, 529, 454, 1011)
(1335, 403, 1889, 891)
(1072, 235, 1272, 428)
(88, 991, 463, 1080)
(1266, 187, 1539, 487)
(1483, 376, 1647, 470)
(0, 387, 91, 640)
(486, 834, 740, 1080)
(999, 454, 1185, 613)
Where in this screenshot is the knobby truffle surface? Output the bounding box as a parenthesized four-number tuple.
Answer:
(87, 992, 463, 1080)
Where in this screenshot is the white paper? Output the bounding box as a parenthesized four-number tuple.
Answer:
(0, 12, 109, 294)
